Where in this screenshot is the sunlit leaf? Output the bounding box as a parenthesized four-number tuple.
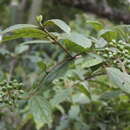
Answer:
(86, 20, 104, 30)
(15, 45, 29, 54)
(98, 29, 117, 41)
(50, 88, 73, 107)
(1, 24, 47, 42)
(21, 40, 51, 45)
(63, 32, 92, 52)
(107, 67, 130, 93)
(95, 38, 107, 48)
(44, 19, 71, 33)
(75, 53, 104, 68)
(1, 24, 37, 34)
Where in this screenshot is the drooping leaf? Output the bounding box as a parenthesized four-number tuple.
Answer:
(63, 32, 92, 52)
(107, 67, 130, 93)
(72, 93, 99, 104)
(100, 90, 122, 101)
(1, 24, 37, 34)
(29, 96, 52, 130)
(1, 24, 47, 42)
(95, 38, 107, 48)
(68, 105, 80, 119)
(50, 88, 73, 107)
(15, 45, 29, 55)
(72, 93, 91, 104)
(44, 19, 71, 33)
(78, 81, 91, 99)
(73, 121, 90, 130)
(43, 60, 73, 87)
(56, 119, 70, 130)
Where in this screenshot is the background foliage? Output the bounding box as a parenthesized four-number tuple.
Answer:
(0, 0, 130, 130)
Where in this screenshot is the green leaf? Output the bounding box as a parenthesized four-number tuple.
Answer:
(107, 67, 130, 94)
(44, 19, 71, 33)
(75, 53, 104, 68)
(86, 20, 104, 30)
(37, 61, 47, 71)
(98, 29, 117, 41)
(1, 25, 47, 42)
(114, 25, 130, 42)
(0, 48, 10, 55)
(72, 93, 99, 104)
(1, 24, 37, 34)
(15, 45, 29, 54)
(43, 60, 73, 87)
(50, 88, 73, 107)
(68, 105, 80, 119)
(72, 93, 91, 104)
(100, 90, 122, 101)
(56, 119, 70, 130)
(78, 82, 91, 99)
(21, 40, 51, 45)
(115, 25, 130, 30)
(29, 96, 52, 130)
(63, 32, 92, 52)
(95, 38, 107, 48)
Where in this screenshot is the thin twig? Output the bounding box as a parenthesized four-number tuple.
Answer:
(85, 72, 106, 80)
(37, 22, 73, 58)
(22, 53, 82, 100)
(44, 28, 72, 58)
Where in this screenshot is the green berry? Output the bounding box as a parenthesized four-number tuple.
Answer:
(108, 52, 112, 55)
(97, 52, 100, 55)
(103, 54, 108, 57)
(105, 47, 109, 51)
(7, 85, 13, 90)
(17, 96, 22, 100)
(112, 39, 116, 43)
(124, 50, 128, 53)
(109, 54, 113, 58)
(2, 87, 7, 92)
(113, 52, 117, 56)
(19, 90, 24, 94)
(13, 79, 17, 83)
(8, 101, 13, 105)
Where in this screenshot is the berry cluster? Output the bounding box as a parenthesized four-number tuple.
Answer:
(0, 79, 24, 105)
(97, 40, 130, 66)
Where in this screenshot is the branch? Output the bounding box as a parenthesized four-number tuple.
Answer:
(43, 28, 73, 58)
(23, 53, 82, 100)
